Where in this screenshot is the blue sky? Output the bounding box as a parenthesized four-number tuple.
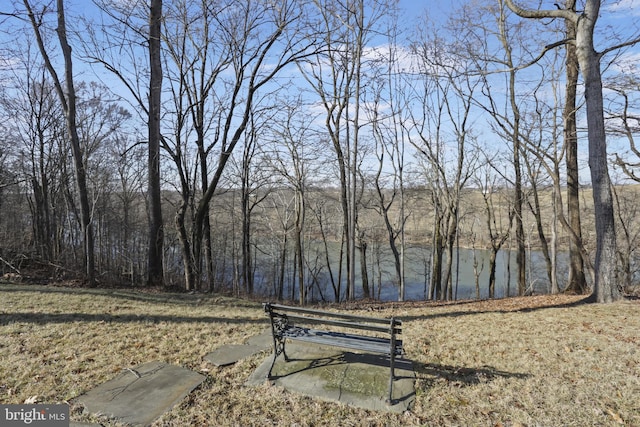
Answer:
(2, 0, 638, 174)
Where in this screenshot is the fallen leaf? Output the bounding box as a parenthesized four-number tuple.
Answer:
(24, 395, 39, 404)
(607, 408, 624, 424)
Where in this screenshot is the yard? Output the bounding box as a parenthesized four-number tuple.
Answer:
(1, 283, 638, 426)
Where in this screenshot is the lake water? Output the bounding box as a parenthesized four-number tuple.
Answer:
(252, 243, 569, 302)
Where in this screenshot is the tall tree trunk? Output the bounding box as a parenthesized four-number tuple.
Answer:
(279, 232, 287, 301)
(57, 1, 95, 286)
(196, 137, 213, 291)
(563, 0, 588, 294)
(431, 216, 444, 300)
(442, 211, 457, 301)
(575, 1, 620, 302)
(175, 201, 195, 290)
(358, 234, 370, 299)
(488, 249, 498, 299)
(295, 191, 305, 305)
(513, 137, 526, 296)
(241, 143, 253, 296)
(147, 0, 164, 287)
(551, 187, 559, 294)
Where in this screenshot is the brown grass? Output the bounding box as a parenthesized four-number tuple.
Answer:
(1, 283, 638, 426)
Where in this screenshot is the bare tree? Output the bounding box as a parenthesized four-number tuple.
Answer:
(456, 0, 530, 296)
(190, 0, 318, 296)
(521, 109, 560, 294)
(503, 0, 640, 302)
(608, 76, 640, 294)
(368, 94, 406, 300)
(110, 133, 146, 285)
(308, 195, 343, 301)
(2, 57, 63, 263)
(300, 0, 390, 301)
(84, 0, 164, 287)
(267, 97, 320, 304)
(87, 0, 316, 291)
(497, 0, 526, 297)
(521, 56, 565, 295)
(161, 0, 233, 291)
(24, 0, 96, 286)
(612, 185, 640, 295)
(407, 18, 481, 300)
(237, 114, 275, 296)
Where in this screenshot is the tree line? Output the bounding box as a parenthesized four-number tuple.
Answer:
(0, 0, 639, 304)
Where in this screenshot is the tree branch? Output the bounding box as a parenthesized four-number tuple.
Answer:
(503, 0, 576, 22)
(446, 38, 573, 78)
(600, 35, 640, 57)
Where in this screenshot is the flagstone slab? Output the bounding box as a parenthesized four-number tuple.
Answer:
(75, 361, 205, 426)
(203, 331, 271, 367)
(204, 344, 263, 366)
(245, 330, 272, 349)
(246, 342, 416, 413)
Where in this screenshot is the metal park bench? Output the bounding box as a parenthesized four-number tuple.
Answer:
(263, 302, 403, 404)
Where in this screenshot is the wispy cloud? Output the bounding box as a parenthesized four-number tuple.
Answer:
(609, 51, 640, 74)
(606, 0, 640, 16)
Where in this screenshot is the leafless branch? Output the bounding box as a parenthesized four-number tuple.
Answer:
(600, 35, 640, 57)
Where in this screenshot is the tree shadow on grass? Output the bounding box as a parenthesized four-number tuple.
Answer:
(0, 282, 262, 308)
(270, 351, 415, 379)
(0, 311, 268, 326)
(268, 353, 347, 379)
(398, 296, 593, 322)
(413, 361, 529, 389)
(1, 281, 268, 325)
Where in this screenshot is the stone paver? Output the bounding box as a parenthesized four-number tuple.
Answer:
(72, 331, 412, 425)
(74, 361, 205, 426)
(245, 330, 272, 349)
(204, 344, 263, 366)
(203, 330, 271, 366)
(246, 342, 415, 413)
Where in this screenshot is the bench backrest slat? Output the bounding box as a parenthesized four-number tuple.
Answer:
(282, 313, 400, 334)
(266, 303, 402, 328)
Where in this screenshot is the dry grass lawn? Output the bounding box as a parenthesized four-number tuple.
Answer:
(1, 282, 638, 426)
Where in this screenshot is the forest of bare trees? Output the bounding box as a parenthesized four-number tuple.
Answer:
(1, 0, 639, 304)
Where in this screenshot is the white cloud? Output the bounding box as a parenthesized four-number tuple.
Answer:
(609, 51, 640, 74)
(606, 0, 640, 16)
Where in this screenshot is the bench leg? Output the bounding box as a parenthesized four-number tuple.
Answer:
(387, 352, 395, 404)
(387, 326, 398, 405)
(266, 310, 291, 379)
(267, 352, 278, 378)
(267, 334, 288, 378)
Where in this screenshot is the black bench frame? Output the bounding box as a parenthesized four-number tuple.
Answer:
(263, 302, 403, 404)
